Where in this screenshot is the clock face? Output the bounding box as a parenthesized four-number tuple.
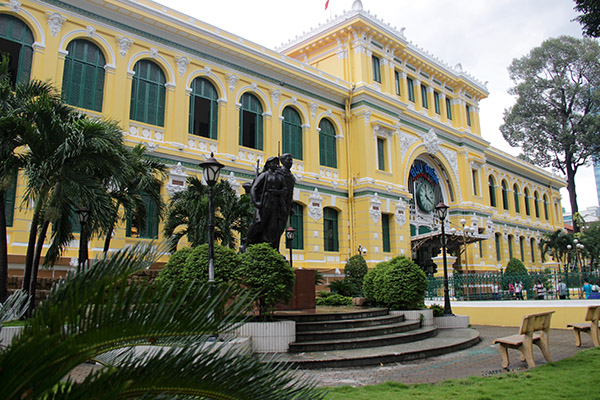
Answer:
(416, 181, 435, 212)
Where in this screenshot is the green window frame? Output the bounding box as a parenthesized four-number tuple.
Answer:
(466, 105, 472, 126)
(520, 237, 525, 262)
(513, 184, 520, 213)
(407, 77, 415, 102)
(524, 188, 531, 216)
(323, 207, 339, 252)
(239, 92, 263, 150)
(495, 233, 502, 262)
(189, 77, 218, 139)
(382, 213, 391, 253)
(289, 202, 304, 250)
(534, 192, 540, 218)
(62, 39, 105, 112)
(372, 55, 381, 83)
(543, 195, 549, 220)
(421, 85, 429, 109)
(530, 238, 536, 262)
(434, 91, 441, 114)
(282, 106, 303, 160)
(446, 97, 453, 120)
(501, 180, 509, 210)
(319, 118, 337, 168)
(479, 239, 483, 259)
(126, 193, 160, 239)
(377, 137, 385, 171)
(130, 60, 166, 127)
(488, 176, 497, 207)
(508, 235, 514, 260)
(0, 15, 34, 85)
(394, 70, 401, 95)
(472, 169, 478, 195)
(4, 172, 17, 227)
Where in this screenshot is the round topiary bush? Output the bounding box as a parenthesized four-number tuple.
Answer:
(156, 247, 193, 287)
(237, 243, 295, 318)
(505, 257, 528, 277)
(363, 256, 427, 310)
(344, 255, 368, 296)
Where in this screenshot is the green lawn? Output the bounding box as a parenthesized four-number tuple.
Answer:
(324, 347, 600, 399)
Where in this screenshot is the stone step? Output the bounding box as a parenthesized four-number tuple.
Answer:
(295, 313, 405, 333)
(289, 325, 437, 352)
(296, 320, 419, 342)
(274, 328, 480, 369)
(277, 308, 389, 323)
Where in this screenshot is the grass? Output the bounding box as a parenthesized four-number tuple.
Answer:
(323, 347, 600, 399)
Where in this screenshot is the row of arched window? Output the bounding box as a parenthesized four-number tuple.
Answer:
(494, 233, 539, 264)
(488, 176, 550, 220)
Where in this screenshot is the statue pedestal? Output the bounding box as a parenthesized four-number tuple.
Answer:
(277, 269, 316, 311)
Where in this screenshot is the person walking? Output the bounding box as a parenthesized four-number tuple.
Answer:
(515, 281, 523, 300)
(508, 282, 515, 299)
(533, 279, 546, 300)
(582, 279, 593, 299)
(557, 279, 567, 300)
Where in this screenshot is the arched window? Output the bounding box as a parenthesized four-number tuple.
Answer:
(508, 235, 514, 260)
(495, 233, 502, 262)
(519, 236, 525, 262)
(524, 188, 531, 216)
(62, 39, 105, 112)
(0, 14, 34, 85)
(130, 60, 166, 126)
(530, 238, 536, 263)
(534, 191, 540, 218)
(319, 119, 337, 168)
(382, 213, 391, 253)
(189, 77, 218, 139)
(4, 172, 17, 227)
(323, 207, 339, 252)
(289, 202, 304, 250)
(543, 194, 549, 220)
(513, 184, 520, 213)
(488, 176, 497, 207)
(282, 107, 302, 160)
(501, 180, 509, 210)
(239, 92, 263, 150)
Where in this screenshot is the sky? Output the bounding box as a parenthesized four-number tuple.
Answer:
(155, 0, 594, 214)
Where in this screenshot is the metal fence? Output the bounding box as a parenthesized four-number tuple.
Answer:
(426, 270, 600, 301)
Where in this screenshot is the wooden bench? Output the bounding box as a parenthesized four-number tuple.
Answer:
(493, 311, 554, 369)
(567, 305, 600, 347)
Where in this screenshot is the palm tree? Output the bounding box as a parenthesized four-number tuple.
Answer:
(163, 178, 253, 250)
(540, 229, 573, 266)
(102, 143, 166, 255)
(0, 244, 324, 399)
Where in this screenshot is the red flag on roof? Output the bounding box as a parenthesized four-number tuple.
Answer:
(325, 0, 330, 10)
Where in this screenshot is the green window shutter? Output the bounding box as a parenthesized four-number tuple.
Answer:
(534, 193, 540, 218)
(421, 85, 428, 109)
(382, 214, 390, 253)
(188, 92, 195, 134)
(130, 60, 165, 126)
(434, 91, 440, 114)
(256, 113, 263, 150)
(377, 138, 385, 171)
(479, 240, 483, 258)
(239, 93, 263, 150)
(520, 237, 525, 262)
(502, 181, 509, 210)
(407, 78, 414, 102)
(531, 239, 536, 262)
(319, 119, 336, 168)
(394, 71, 401, 95)
(63, 40, 105, 112)
(508, 236, 513, 260)
(4, 173, 17, 227)
(525, 192, 530, 215)
(372, 55, 381, 83)
(543, 197, 548, 220)
(210, 99, 218, 139)
(238, 107, 244, 146)
(495, 234, 501, 261)
(513, 185, 520, 213)
(324, 208, 338, 252)
(446, 98, 453, 120)
(472, 169, 478, 196)
(290, 203, 304, 250)
(466, 105, 471, 126)
(282, 107, 303, 160)
(488, 176, 496, 207)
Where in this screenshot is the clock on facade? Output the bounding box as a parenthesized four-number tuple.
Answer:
(416, 180, 436, 213)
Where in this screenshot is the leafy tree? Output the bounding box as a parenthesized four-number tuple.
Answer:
(344, 254, 368, 296)
(163, 178, 253, 250)
(500, 36, 600, 232)
(574, 0, 600, 37)
(540, 229, 574, 266)
(0, 244, 323, 399)
(577, 221, 600, 270)
(504, 258, 528, 277)
(237, 243, 295, 319)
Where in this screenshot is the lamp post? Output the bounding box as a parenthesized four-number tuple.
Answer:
(76, 206, 91, 274)
(566, 244, 572, 299)
(285, 226, 296, 267)
(199, 152, 224, 296)
(357, 245, 368, 256)
(435, 201, 453, 315)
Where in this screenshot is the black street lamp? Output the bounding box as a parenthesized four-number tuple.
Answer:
(435, 201, 453, 315)
(357, 245, 367, 256)
(199, 152, 224, 295)
(285, 226, 296, 267)
(76, 205, 91, 274)
(566, 244, 571, 299)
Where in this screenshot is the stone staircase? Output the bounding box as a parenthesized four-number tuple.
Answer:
(274, 308, 479, 368)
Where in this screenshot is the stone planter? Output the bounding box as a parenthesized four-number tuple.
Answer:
(0, 326, 23, 347)
(390, 309, 434, 326)
(234, 320, 295, 353)
(434, 314, 470, 329)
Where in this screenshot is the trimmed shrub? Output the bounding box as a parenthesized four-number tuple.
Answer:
(237, 243, 295, 318)
(363, 256, 427, 310)
(429, 303, 444, 317)
(505, 258, 528, 276)
(316, 294, 352, 306)
(156, 247, 193, 286)
(329, 279, 354, 297)
(344, 255, 368, 296)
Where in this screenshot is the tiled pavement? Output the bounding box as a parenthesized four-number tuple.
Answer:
(293, 325, 593, 387)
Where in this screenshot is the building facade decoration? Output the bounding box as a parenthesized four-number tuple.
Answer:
(47, 12, 66, 37)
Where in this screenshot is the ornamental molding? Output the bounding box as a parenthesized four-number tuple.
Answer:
(308, 189, 323, 222)
(370, 193, 382, 224)
(440, 147, 461, 201)
(116, 36, 133, 57)
(86, 25, 96, 38)
(149, 48, 158, 58)
(270, 89, 281, 107)
(309, 103, 318, 119)
(165, 162, 189, 196)
(372, 121, 397, 139)
(47, 12, 66, 37)
(226, 172, 241, 196)
(9, 0, 21, 12)
(226, 74, 238, 92)
(395, 199, 406, 226)
(175, 56, 189, 77)
(418, 128, 440, 155)
(400, 131, 418, 160)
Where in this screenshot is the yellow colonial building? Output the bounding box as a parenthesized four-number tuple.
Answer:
(2, 0, 565, 277)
